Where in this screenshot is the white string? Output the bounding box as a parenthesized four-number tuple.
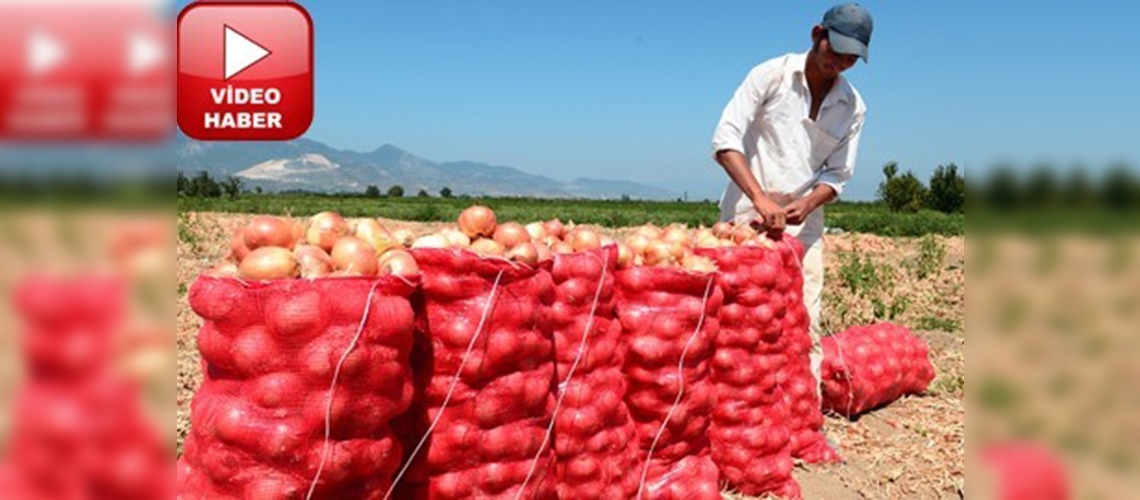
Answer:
(776, 237, 855, 419)
(306, 280, 383, 500)
(636, 276, 715, 500)
(515, 251, 609, 499)
(383, 269, 506, 500)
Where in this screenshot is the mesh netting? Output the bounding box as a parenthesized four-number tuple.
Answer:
(390, 249, 557, 500)
(178, 275, 418, 499)
(548, 246, 640, 499)
(7, 276, 171, 500)
(821, 322, 936, 419)
(616, 265, 722, 500)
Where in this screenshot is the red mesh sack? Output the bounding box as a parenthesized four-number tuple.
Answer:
(6, 276, 171, 500)
(820, 322, 937, 418)
(548, 246, 640, 499)
(391, 249, 557, 500)
(179, 275, 418, 499)
(697, 243, 799, 498)
(767, 238, 837, 464)
(616, 265, 722, 500)
(982, 443, 1069, 500)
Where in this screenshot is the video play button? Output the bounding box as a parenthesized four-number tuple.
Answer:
(28, 30, 66, 76)
(178, 2, 313, 140)
(223, 26, 270, 80)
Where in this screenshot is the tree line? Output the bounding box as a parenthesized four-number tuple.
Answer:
(176, 171, 457, 199)
(877, 161, 1140, 213)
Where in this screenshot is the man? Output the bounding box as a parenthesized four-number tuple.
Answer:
(711, 3, 872, 390)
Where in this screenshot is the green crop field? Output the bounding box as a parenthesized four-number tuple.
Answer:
(178, 194, 963, 237)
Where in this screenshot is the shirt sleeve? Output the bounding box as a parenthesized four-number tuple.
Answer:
(816, 110, 865, 198)
(711, 59, 783, 157)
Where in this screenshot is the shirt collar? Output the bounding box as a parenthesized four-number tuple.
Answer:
(792, 51, 851, 104)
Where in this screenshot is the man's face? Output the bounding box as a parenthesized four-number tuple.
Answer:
(813, 29, 860, 78)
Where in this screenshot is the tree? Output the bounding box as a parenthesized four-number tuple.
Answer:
(1022, 165, 1060, 209)
(190, 171, 221, 198)
(387, 185, 404, 198)
(176, 171, 188, 196)
(255, 186, 263, 194)
(1101, 165, 1138, 211)
(925, 163, 965, 213)
(364, 185, 381, 197)
(982, 166, 1020, 210)
(416, 189, 429, 197)
(877, 162, 927, 213)
(221, 176, 243, 199)
(439, 187, 453, 198)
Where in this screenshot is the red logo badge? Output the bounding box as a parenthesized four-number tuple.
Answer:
(177, 2, 313, 141)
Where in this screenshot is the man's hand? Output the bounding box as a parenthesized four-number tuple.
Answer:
(753, 196, 786, 238)
(784, 197, 816, 225)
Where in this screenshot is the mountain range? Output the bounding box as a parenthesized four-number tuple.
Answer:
(176, 135, 683, 200)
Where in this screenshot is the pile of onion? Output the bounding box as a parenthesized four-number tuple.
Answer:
(214, 213, 419, 280)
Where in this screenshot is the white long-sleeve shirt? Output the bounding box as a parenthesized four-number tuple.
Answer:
(712, 52, 866, 236)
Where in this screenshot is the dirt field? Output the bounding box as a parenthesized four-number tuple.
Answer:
(176, 212, 964, 499)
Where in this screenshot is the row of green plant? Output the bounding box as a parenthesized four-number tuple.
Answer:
(178, 194, 963, 236)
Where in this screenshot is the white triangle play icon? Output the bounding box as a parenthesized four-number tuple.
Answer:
(128, 31, 164, 76)
(224, 25, 270, 80)
(28, 30, 66, 77)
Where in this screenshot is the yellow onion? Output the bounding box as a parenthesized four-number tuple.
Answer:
(239, 247, 300, 280)
(331, 236, 378, 276)
(379, 250, 419, 276)
(458, 205, 497, 238)
(306, 212, 350, 252)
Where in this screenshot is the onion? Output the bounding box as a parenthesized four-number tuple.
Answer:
(685, 255, 717, 273)
(543, 218, 566, 238)
(306, 212, 350, 252)
(492, 222, 530, 248)
(506, 242, 539, 266)
(542, 235, 562, 247)
(625, 234, 651, 256)
(354, 219, 401, 253)
(229, 231, 251, 261)
(457, 205, 497, 238)
(712, 221, 733, 238)
(293, 244, 333, 278)
(634, 224, 661, 240)
(207, 261, 239, 278)
(551, 242, 573, 255)
(732, 224, 758, 244)
(534, 242, 554, 264)
(668, 242, 686, 261)
(412, 233, 451, 249)
(615, 242, 634, 269)
(239, 247, 299, 280)
(660, 225, 690, 247)
(643, 240, 674, 267)
(243, 216, 296, 251)
(379, 249, 419, 276)
(524, 222, 547, 241)
(568, 228, 601, 252)
(389, 227, 415, 247)
(440, 228, 471, 248)
(470, 238, 505, 256)
(330, 236, 378, 276)
(695, 233, 720, 249)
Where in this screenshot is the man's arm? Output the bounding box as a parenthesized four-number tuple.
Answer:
(714, 150, 786, 236)
(711, 60, 786, 236)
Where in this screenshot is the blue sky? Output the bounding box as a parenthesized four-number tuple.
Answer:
(205, 1, 1140, 200)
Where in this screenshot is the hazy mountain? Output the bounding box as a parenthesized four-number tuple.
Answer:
(176, 135, 680, 200)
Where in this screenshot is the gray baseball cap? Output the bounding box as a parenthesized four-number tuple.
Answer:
(822, 3, 874, 62)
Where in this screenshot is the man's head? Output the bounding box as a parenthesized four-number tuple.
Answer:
(809, 4, 873, 78)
